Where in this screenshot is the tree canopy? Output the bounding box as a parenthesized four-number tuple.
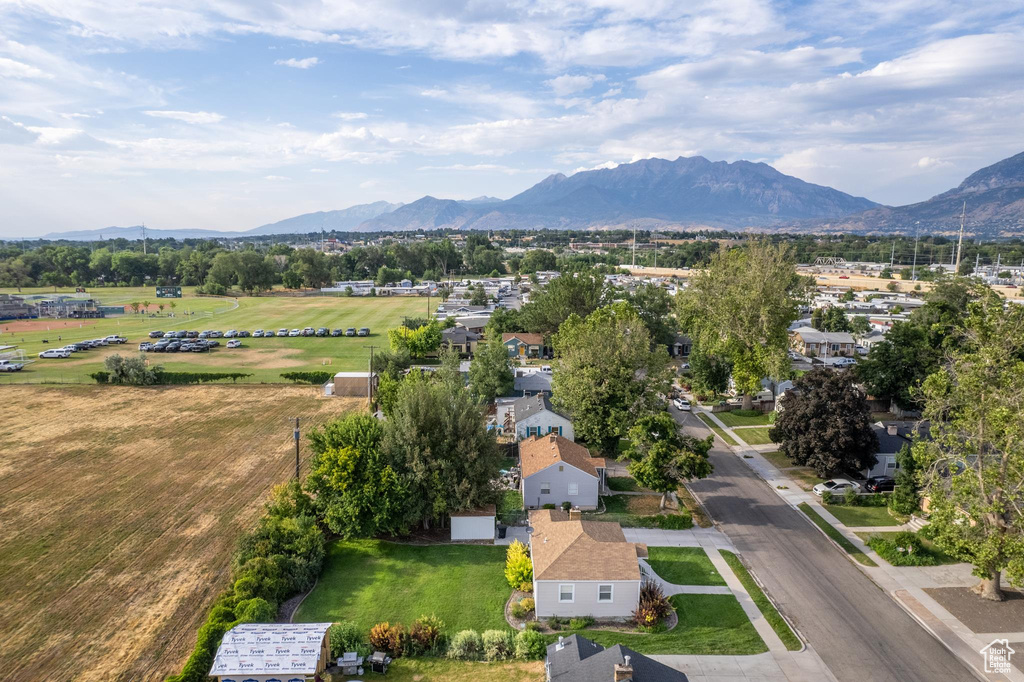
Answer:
(624, 411, 713, 509)
(856, 322, 938, 410)
(469, 335, 514, 403)
(769, 367, 879, 477)
(521, 271, 607, 336)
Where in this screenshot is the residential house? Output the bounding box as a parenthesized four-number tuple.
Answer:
(513, 394, 574, 441)
(504, 332, 545, 358)
(209, 622, 333, 682)
(861, 422, 928, 478)
(521, 434, 606, 509)
(789, 327, 855, 358)
(514, 367, 553, 396)
(529, 509, 645, 619)
(546, 634, 688, 682)
(668, 334, 691, 358)
(441, 326, 482, 355)
(453, 315, 491, 335)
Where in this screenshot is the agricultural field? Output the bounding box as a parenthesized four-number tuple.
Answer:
(0, 286, 435, 383)
(0, 385, 358, 682)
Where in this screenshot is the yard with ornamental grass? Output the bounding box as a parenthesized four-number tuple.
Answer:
(824, 503, 904, 527)
(295, 540, 512, 633)
(647, 547, 726, 586)
(731, 426, 775, 445)
(696, 413, 739, 446)
(0, 285, 434, 383)
(855, 531, 961, 566)
(715, 410, 773, 427)
(798, 503, 877, 567)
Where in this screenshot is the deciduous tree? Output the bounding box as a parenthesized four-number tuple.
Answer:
(624, 412, 713, 509)
(856, 322, 938, 411)
(521, 271, 606, 336)
(469, 336, 514, 403)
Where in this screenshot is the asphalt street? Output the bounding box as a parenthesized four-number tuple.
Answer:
(677, 410, 976, 682)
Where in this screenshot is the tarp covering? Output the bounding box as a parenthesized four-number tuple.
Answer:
(210, 622, 332, 676)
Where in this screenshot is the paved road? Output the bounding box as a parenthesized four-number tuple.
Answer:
(677, 411, 975, 682)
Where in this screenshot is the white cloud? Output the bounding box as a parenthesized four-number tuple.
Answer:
(333, 111, 368, 120)
(916, 156, 951, 169)
(571, 160, 620, 174)
(309, 167, 329, 173)
(144, 110, 224, 124)
(546, 74, 606, 96)
(0, 56, 52, 79)
(416, 163, 546, 175)
(263, 174, 290, 180)
(274, 57, 320, 69)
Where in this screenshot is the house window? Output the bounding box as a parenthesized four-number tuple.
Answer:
(559, 584, 574, 603)
(558, 465, 564, 471)
(598, 585, 613, 602)
(568, 482, 578, 496)
(541, 482, 551, 495)
(885, 459, 897, 470)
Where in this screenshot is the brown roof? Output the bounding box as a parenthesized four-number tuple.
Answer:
(502, 332, 544, 346)
(520, 434, 603, 479)
(451, 504, 496, 517)
(529, 509, 642, 581)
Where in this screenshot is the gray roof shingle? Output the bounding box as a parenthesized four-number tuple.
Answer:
(546, 634, 688, 682)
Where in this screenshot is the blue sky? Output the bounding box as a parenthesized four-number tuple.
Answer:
(1, 1, 1023, 237)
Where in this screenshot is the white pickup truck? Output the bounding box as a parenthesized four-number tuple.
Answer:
(104, 335, 128, 344)
(0, 360, 25, 372)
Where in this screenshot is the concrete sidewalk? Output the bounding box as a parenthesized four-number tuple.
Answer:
(695, 405, 1023, 682)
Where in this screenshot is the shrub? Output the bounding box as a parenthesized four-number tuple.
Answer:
(867, 532, 937, 566)
(636, 512, 694, 530)
(568, 616, 594, 630)
(519, 597, 535, 612)
(504, 540, 533, 588)
(510, 602, 527, 619)
(547, 616, 567, 630)
(329, 621, 367, 659)
(632, 582, 671, 629)
(447, 629, 484, 660)
(519, 581, 533, 593)
(281, 371, 335, 385)
(514, 629, 547, 660)
(821, 490, 834, 505)
(369, 622, 407, 657)
(542, 503, 557, 509)
(561, 501, 572, 511)
(409, 614, 445, 655)
(234, 597, 275, 622)
(523, 620, 541, 632)
(482, 629, 516, 661)
(843, 487, 859, 506)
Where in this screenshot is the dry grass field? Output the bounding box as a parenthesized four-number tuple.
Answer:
(0, 385, 359, 682)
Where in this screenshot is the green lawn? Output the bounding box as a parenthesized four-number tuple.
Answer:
(1, 287, 433, 383)
(336, 659, 544, 681)
(647, 547, 726, 586)
(295, 540, 511, 632)
(695, 413, 739, 446)
(760, 451, 795, 469)
(716, 410, 774, 427)
(586, 594, 767, 655)
(798, 503, 877, 567)
(825, 503, 903, 528)
(786, 468, 826, 491)
(854, 531, 961, 566)
(583, 495, 690, 528)
(731, 427, 774, 445)
(720, 551, 802, 651)
(607, 476, 651, 493)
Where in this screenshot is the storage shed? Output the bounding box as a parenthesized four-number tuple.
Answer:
(333, 371, 377, 397)
(209, 622, 333, 682)
(450, 504, 497, 541)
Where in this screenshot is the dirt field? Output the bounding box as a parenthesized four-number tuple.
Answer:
(0, 385, 360, 681)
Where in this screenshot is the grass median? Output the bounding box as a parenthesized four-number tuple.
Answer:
(720, 550, 802, 651)
(696, 413, 739, 446)
(797, 503, 877, 567)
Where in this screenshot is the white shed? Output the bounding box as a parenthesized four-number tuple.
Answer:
(450, 505, 496, 541)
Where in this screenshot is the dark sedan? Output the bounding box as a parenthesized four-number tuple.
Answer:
(864, 476, 896, 493)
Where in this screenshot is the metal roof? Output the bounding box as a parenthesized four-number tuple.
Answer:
(209, 622, 332, 677)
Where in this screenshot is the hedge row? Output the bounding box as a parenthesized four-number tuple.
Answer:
(167, 481, 325, 682)
(280, 371, 334, 384)
(90, 370, 253, 385)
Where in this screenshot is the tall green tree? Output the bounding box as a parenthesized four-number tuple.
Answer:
(856, 322, 938, 411)
(552, 302, 672, 454)
(624, 412, 713, 509)
(627, 283, 676, 347)
(484, 307, 524, 337)
(678, 240, 810, 409)
(520, 249, 557, 274)
(914, 292, 1024, 601)
(469, 336, 514, 403)
(687, 344, 731, 399)
(769, 367, 879, 477)
(521, 271, 606, 335)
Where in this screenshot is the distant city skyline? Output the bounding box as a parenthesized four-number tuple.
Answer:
(1, 1, 1023, 237)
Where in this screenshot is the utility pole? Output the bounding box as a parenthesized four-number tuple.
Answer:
(367, 345, 378, 408)
(954, 201, 966, 275)
(293, 417, 300, 480)
(911, 231, 919, 281)
(631, 227, 637, 268)
(890, 241, 895, 269)
(141, 222, 147, 255)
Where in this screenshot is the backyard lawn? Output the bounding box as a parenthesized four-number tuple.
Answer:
(731, 427, 775, 445)
(715, 410, 773, 428)
(295, 540, 511, 633)
(586, 594, 767, 655)
(607, 476, 651, 493)
(696, 413, 739, 446)
(647, 547, 726, 586)
(825, 503, 903, 528)
(583, 495, 691, 528)
(337, 659, 544, 681)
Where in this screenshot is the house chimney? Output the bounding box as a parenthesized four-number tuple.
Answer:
(568, 506, 582, 521)
(614, 656, 633, 682)
(887, 424, 898, 436)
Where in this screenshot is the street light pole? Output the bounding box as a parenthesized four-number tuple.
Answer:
(293, 417, 300, 480)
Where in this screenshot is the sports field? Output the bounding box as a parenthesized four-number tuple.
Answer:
(0, 286, 435, 383)
(0, 384, 357, 682)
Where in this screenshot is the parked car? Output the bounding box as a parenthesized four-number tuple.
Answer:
(238, 330, 251, 338)
(812, 478, 861, 496)
(345, 327, 356, 336)
(180, 343, 195, 351)
(315, 327, 328, 337)
(855, 345, 868, 356)
(278, 328, 289, 336)
(186, 330, 199, 338)
(149, 330, 165, 338)
(224, 330, 237, 338)
(226, 339, 241, 348)
(263, 329, 275, 337)
(93, 338, 109, 346)
(104, 335, 127, 344)
(0, 360, 25, 371)
(205, 339, 220, 347)
(253, 329, 264, 337)
(71, 342, 91, 351)
(39, 348, 71, 358)
(289, 329, 301, 337)
(863, 476, 896, 493)
(673, 397, 691, 411)
(209, 330, 223, 338)
(330, 328, 344, 337)
(139, 342, 153, 351)
(832, 357, 857, 368)
(166, 341, 181, 352)
(192, 342, 209, 352)
(302, 327, 315, 337)
(357, 327, 369, 336)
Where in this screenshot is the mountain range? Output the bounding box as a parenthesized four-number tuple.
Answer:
(38, 152, 1024, 240)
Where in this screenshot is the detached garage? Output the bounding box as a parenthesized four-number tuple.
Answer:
(450, 504, 496, 542)
(333, 371, 377, 397)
